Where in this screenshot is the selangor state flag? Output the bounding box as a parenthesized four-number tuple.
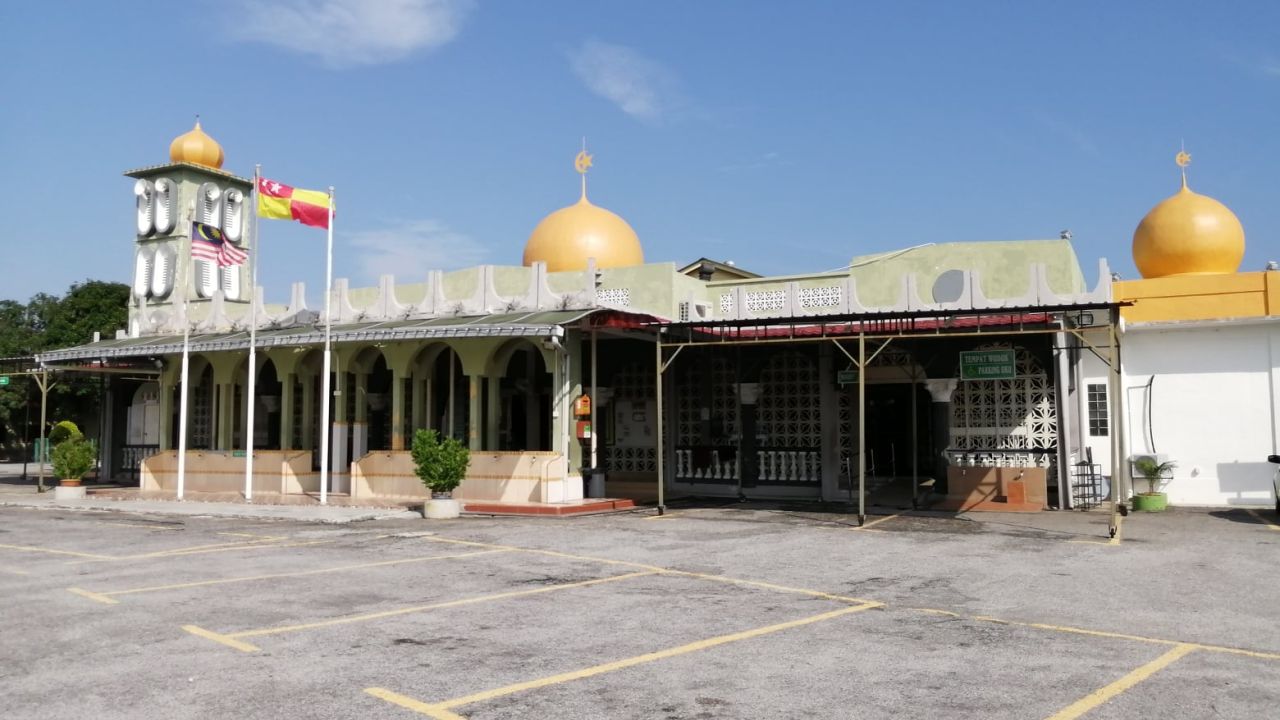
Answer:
(257, 177, 331, 229)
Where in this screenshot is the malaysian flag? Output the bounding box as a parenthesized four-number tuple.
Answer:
(191, 222, 248, 267)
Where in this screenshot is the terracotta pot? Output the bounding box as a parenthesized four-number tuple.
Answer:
(60, 478, 82, 487)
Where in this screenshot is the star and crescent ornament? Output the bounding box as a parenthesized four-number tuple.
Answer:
(575, 149, 593, 175)
(1175, 150, 1191, 168)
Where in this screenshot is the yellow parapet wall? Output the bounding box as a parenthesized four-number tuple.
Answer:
(140, 450, 314, 494)
(1115, 270, 1280, 324)
(351, 450, 570, 503)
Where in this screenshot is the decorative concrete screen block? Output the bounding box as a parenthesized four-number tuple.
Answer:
(745, 289, 786, 313)
(598, 288, 631, 307)
(719, 293, 734, 315)
(798, 285, 841, 309)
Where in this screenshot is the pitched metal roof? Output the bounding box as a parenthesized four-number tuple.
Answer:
(36, 310, 596, 364)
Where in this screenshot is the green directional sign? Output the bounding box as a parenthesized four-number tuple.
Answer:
(0, 376, 9, 386)
(837, 369, 859, 385)
(960, 349, 1016, 380)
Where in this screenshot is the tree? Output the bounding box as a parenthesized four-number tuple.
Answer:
(0, 280, 129, 457)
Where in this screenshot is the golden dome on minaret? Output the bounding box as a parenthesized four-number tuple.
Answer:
(1132, 150, 1244, 279)
(168, 119, 225, 169)
(522, 148, 644, 272)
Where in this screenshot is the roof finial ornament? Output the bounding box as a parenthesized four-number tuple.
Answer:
(1176, 142, 1191, 191)
(574, 137, 593, 201)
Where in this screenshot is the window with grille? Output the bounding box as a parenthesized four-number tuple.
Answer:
(1087, 383, 1108, 437)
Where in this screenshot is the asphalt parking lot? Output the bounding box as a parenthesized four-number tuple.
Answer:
(1, 502, 1278, 719)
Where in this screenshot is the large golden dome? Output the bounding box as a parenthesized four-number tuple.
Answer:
(1133, 160, 1244, 279)
(169, 120, 224, 169)
(523, 150, 644, 272)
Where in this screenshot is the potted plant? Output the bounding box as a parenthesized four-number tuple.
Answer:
(1131, 457, 1176, 512)
(50, 430, 96, 500)
(410, 429, 470, 519)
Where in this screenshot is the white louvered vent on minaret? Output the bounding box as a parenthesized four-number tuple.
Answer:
(222, 189, 244, 242)
(134, 179, 154, 236)
(133, 248, 153, 300)
(195, 256, 218, 298)
(150, 245, 174, 299)
(219, 265, 241, 302)
(196, 183, 222, 225)
(153, 177, 177, 234)
(194, 183, 224, 299)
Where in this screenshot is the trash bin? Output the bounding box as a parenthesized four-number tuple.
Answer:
(587, 469, 606, 499)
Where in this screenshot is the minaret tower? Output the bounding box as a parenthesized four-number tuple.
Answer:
(124, 120, 253, 337)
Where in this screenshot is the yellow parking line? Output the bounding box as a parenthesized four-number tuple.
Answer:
(67, 587, 119, 605)
(416, 534, 1280, 663)
(189, 570, 659, 651)
(851, 513, 900, 531)
(1044, 643, 1198, 720)
(218, 532, 288, 540)
(182, 625, 262, 653)
(126, 539, 330, 559)
(419, 536, 876, 605)
(2, 567, 32, 576)
(0, 543, 113, 560)
(1246, 509, 1280, 530)
(367, 601, 881, 716)
(123, 539, 283, 558)
(77, 549, 509, 601)
(911, 608, 1280, 662)
(66, 538, 329, 565)
(1068, 537, 1120, 546)
(366, 688, 466, 720)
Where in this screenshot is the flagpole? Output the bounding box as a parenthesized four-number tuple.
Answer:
(176, 228, 192, 501)
(244, 166, 261, 501)
(318, 186, 335, 505)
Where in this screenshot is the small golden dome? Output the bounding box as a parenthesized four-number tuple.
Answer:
(169, 120, 224, 169)
(523, 192, 644, 273)
(1133, 179, 1245, 279)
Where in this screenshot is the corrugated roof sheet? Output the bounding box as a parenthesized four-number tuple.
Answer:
(37, 310, 595, 364)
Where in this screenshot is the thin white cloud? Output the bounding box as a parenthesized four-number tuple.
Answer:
(569, 40, 674, 122)
(232, 0, 471, 68)
(347, 220, 489, 282)
(717, 151, 790, 174)
(1033, 112, 1100, 157)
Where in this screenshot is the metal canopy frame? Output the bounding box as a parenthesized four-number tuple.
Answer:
(650, 302, 1129, 539)
(35, 310, 599, 365)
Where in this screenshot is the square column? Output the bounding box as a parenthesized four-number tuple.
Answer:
(332, 370, 349, 474)
(158, 377, 175, 451)
(240, 378, 252, 450)
(391, 371, 406, 451)
(351, 372, 369, 460)
(467, 374, 483, 451)
(280, 372, 296, 450)
(300, 374, 315, 450)
(819, 345, 842, 501)
(485, 376, 501, 449)
(411, 374, 428, 433)
(216, 383, 235, 450)
(925, 379, 958, 492)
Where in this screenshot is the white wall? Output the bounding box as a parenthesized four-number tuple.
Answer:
(1080, 321, 1280, 507)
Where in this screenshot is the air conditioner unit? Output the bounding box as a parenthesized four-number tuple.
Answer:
(678, 301, 711, 322)
(1129, 453, 1172, 478)
(1130, 453, 1169, 466)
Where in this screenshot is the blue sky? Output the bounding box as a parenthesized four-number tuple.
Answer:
(2, 0, 1278, 304)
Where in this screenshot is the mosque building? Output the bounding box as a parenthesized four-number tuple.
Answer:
(1078, 153, 1280, 509)
(35, 125, 1279, 517)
